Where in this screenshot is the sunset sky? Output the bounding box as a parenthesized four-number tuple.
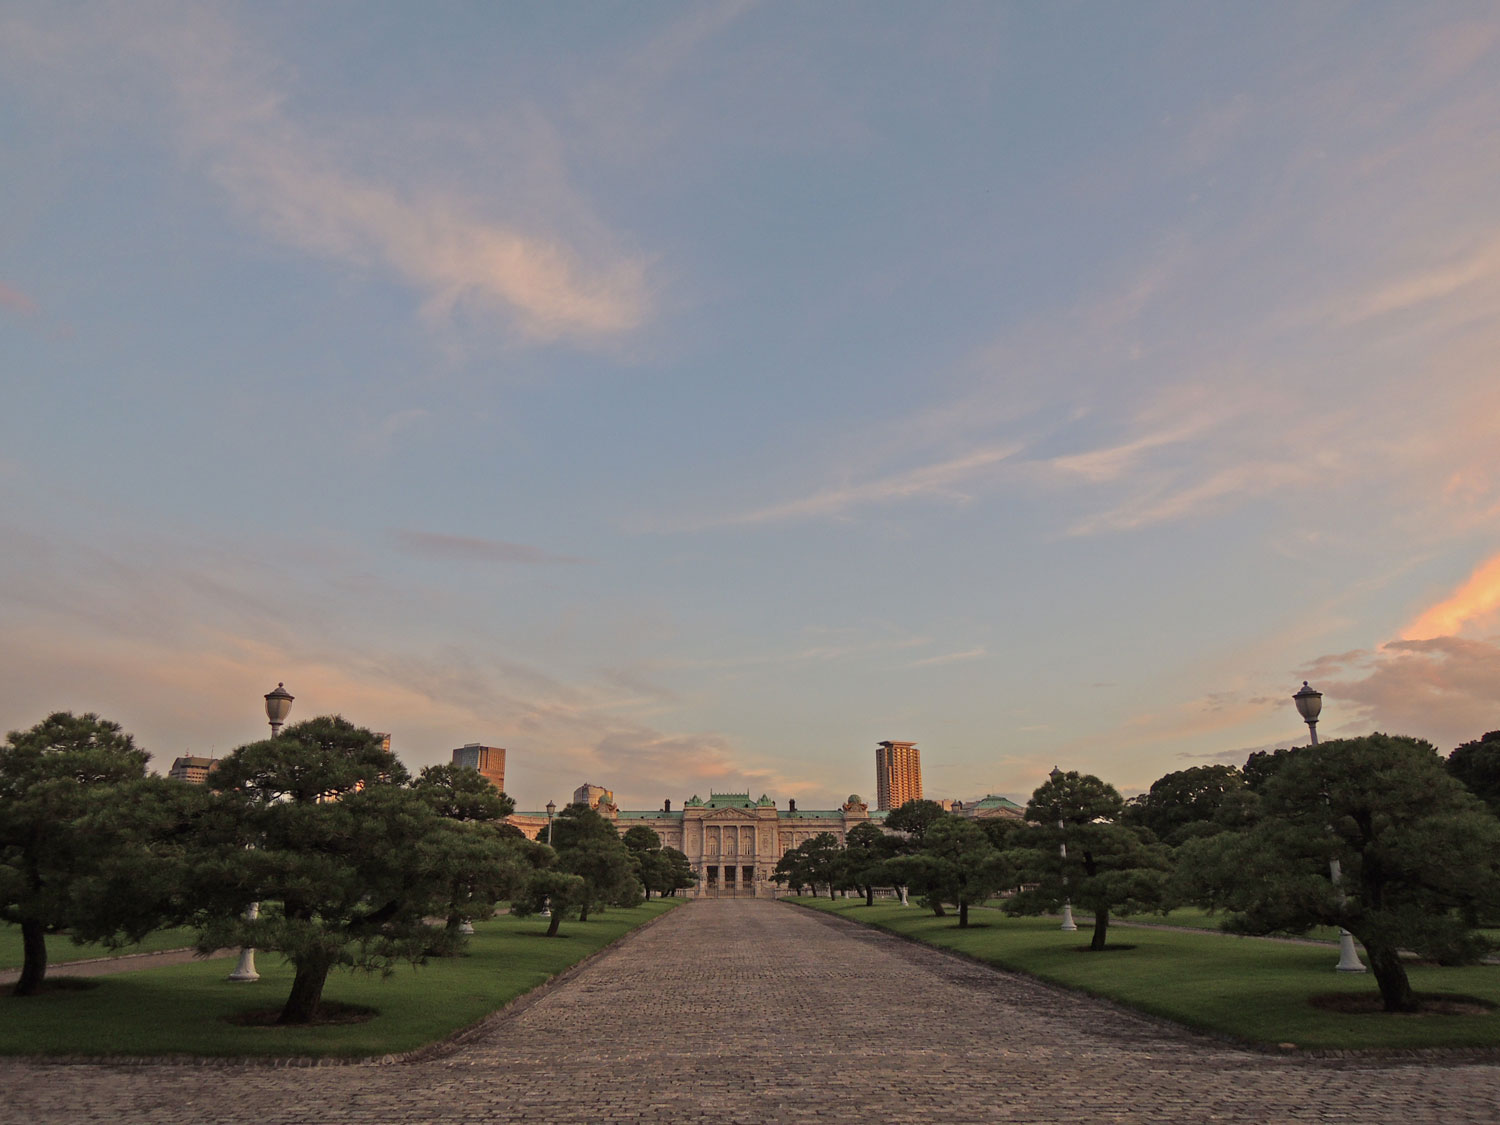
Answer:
(4, 2, 1500, 810)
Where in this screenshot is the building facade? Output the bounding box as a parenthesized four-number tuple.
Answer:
(509, 789, 879, 897)
(875, 740, 922, 810)
(451, 744, 506, 792)
(167, 755, 217, 785)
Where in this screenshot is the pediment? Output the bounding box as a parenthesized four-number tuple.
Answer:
(700, 807, 760, 821)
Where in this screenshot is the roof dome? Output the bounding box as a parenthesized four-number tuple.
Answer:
(847, 794, 863, 805)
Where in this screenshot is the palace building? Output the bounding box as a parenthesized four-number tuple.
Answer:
(510, 789, 882, 897)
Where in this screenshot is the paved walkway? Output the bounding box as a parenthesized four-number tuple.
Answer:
(7, 900, 1499, 1123)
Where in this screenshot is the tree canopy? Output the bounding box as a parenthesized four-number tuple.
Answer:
(908, 815, 1011, 927)
(0, 712, 183, 996)
(1447, 730, 1500, 819)
(200, 716, 503, 1024)
(1177, 733, 1500, 1011)
(411, 762, 515, 822)
(1005, 770, 1168, 949)
(882, 799, 946, 848)
(543, 804, 639, 920)
(1123, 764, 1247, 845)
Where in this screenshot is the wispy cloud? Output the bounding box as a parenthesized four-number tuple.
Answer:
(1065, 460, 1311, 536)
(393, 530, 589, 566)
(906, 647, 985, 668)
(1342, 233, 1500, 324)
(3, 4, 650, 344)
(716, 444, 1022, 527)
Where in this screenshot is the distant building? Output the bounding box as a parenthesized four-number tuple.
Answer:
(953, 794, 1025, 820)
(451, 744, 506, 792)
(572, 782, 615, 810)
(875, 740, 922, 810)
(168, 755, 217, 785)
(508, 788, 877, 898)
(373, 732, 391, 755)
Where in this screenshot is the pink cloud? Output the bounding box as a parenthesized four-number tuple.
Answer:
(1402, 550, 1500, 640)
(0, 281, 39, 317)
(1313, 637, 1500, 750)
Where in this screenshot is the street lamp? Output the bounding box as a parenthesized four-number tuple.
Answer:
(1291, 681, 1366, 973)
(229, 682, 294, 983)
(264, 682, 294, 738)
(1050, 766, 1077, 932)
(540, 801, 557, 918)
(1293, 681, 1321, 744)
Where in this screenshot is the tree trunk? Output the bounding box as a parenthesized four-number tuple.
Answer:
(959, 900, 969, 928)
(1367, 943, 1418, 1012)
(931, 901, 946, 917)
(13, 919, 47, 997)
(278, 961, 331, 1025)
(578, 901, 590, 922)
(546, 910, 562, 937)
(865, 885, 874, 907)
(1090, 905, 1109, 951)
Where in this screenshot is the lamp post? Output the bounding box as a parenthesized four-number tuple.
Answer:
(1050, 767, 1077, 932)
(1292, 682, 1366, 973)
(540, 800, 557, 918)
(229, 682, 295, 983)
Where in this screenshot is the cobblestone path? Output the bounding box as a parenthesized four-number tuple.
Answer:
(8, 900, 1499, 1123)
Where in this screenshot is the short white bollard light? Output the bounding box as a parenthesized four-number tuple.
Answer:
(227, 902, 260, 982)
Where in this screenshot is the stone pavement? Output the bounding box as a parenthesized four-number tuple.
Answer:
(7, 899, 1499, 1124)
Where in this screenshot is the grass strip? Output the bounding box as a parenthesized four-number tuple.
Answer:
(791, 898, 1500, 1051)
(0, 900, 680, 1059)
(0, 924, 200, 970)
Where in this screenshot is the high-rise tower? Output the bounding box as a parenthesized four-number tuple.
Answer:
(451, 744, 506, 792)
(875, 740, 922, 810)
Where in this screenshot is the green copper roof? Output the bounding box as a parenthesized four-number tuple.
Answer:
(971, 795, 1023, 810)
(617, 809, 683, 820)
(705, 792, 754, 808)
(780, 809, 846, 819)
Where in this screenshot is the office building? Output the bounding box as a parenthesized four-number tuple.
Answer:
(451, 744, 506, 792)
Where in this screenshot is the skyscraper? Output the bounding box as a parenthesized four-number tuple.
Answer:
(451, 744, 506, 792)
(875, 740, 922, 810)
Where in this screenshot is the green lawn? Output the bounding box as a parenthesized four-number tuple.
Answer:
(792, 898, 1500, 1050)
(0, 923, 199, 970)
(1111, 907, 1345, 944)
(0, 901, 680, 1058)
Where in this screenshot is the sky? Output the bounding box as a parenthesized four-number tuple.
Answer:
(3, 2, 1500, 811)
